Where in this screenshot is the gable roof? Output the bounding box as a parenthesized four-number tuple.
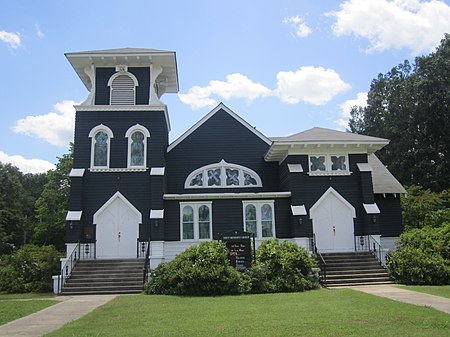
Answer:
(167, 103, 272, 152)
(265, 127, 389, 161)
(368, 154, 407, 194)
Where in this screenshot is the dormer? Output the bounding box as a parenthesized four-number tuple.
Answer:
(65, 48, 179, 107)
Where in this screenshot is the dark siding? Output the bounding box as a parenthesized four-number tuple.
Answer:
(94, 67, 150, 105)
(376, 194, 403, 237)
(166, 109, 279, 194)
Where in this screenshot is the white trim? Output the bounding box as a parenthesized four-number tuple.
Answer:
(310, 187, 356, 218)
(66, 211, 82, 221)
(168, 103, 272, 152)
(125, 124, 150, 169)
(308, 154, 350, 176)
(185, 159, 262, 189)
(150, 167, 165, 175)
(288, 163, 303, 173)
(363, 203, 380, 214)
(164, 191, 291, 200)
(242, 200, 276, 239)
(357, 163, 373, 172)
(291, 205, 307, 216)
(90, 167, 147, 173)
(107, 70, 139, 87)
(89, 124, 114, 169)
(69, 168, 85, 177)
(180, 202, 212, 241)
(88, 124, 114, 138)
(93, 191, 142, 224)
(150, 209, 164, 219)
(107, 71, 139, 106)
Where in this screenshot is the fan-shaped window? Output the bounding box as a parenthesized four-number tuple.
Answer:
(185, 160, 262, 189)
(125, 124, 150, 169)
(89, 125, 114, 169)
(107, 72, 139, 105)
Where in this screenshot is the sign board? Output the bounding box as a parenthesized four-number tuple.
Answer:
(221, 230, 253, 271)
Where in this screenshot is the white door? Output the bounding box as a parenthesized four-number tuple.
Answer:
(94, 192, 140, 258)
(311, 188, 355, 252)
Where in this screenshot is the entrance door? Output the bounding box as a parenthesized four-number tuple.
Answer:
(94, 192, 141, 258)
(310, 187, 355, 252)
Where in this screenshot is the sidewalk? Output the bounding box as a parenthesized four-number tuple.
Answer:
(0, 294, 117, 337)
(348, 285, 450, 314)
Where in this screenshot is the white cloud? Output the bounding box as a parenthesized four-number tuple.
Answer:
(282, 15, 312, 38)
(328, 0, 450, 54)
(335, 92, 368, 129)
(35, 24, 44, 38)
(0, 151, 55, 174)
(12, 100, 79, 147)
(178, 73, 272, 110)
(0, 30, 21, 49)
(275, 66, 351, 105)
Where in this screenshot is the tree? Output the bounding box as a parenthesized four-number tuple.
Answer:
(349, 34, 450, 192)
(34, 146, 73, 250)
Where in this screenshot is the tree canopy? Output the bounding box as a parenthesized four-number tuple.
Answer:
(349, 34, 450, 192)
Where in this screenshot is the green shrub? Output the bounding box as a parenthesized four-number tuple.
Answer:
(0, 244, 61, 293)
(145, 241, 250, 296)
(248, 239, 319, 293)
(387, 224, 450, 285)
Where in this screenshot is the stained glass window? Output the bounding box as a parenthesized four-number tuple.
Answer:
(198, 205, 211, 239)
(130, 131, 145, 166)
(261, 204, 273, 237)
(182, 206, 194, 240)
(245, 204, 257, 235)
(226, 169, 239, 186)
(331, 156, 346, 171)
(208, 169, 221, 186)
(93, 131, 108, 167)
(310, 156, 326, 171)
(244, 172, 257, 186)
(190, 173, 203, 186)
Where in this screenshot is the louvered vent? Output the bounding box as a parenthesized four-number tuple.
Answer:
(110, 75, 135, 105)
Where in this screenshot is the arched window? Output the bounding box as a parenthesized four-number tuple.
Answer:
(107, 71, 139, 105)
(243, 201, 275, 239)
(89, 125, 114, 169)
(185, 160, 262, 189)
(180, 202, 212, 241)
(125, 124, 150, 169)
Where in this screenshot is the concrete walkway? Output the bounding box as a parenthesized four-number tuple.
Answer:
(348, 285, 450, 314)
(0, 294, 117, 337)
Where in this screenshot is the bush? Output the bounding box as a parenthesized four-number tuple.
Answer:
(145, 241, 249, 296)
(0, 244, 61, 293)
(247, 239, 319, 293)
(387, 224, 450, 285)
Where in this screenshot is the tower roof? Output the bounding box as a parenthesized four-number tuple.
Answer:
(65, 48, 179, 92)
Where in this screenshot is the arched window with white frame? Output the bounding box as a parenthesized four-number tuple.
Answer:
(107, 71, 139, 105)
(125, 124, 150, 169)
(89, 124, 114, 169)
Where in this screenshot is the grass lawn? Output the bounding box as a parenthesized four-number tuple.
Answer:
(0, 293, 58, 325)
(47, 289, 449, 337)
(398, 285, 450, 299)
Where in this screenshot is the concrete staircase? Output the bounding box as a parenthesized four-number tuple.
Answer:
(61, 259, 144, 295)
(320, 252, 394, 287)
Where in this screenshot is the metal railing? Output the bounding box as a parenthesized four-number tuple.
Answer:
(57, 242, 80, 294)
(312, 234, 327, 286)
(142, 237, 151, 286)
(355, 235, 388, 267)
(137, 238, 149, 258)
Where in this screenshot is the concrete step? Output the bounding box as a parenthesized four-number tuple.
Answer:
(326, 272, 390, 280)
(326, 276, 393, 286)
(327, 280, 395, 288)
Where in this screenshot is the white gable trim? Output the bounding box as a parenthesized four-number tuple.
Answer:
(93, 191, 142, 224)
(66, 211, 83, 221)
(167, 103, 272, 152)
(310, 187, 356, 218)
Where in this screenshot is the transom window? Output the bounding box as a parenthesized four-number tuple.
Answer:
(185, 160, 262, 188)
(243, 201, 275, 239)
(125, 124, 150, 169)
(309, 155, 350, 176)
(107, 71, 139, 105)
(89, 125, 114, 169)
(180, 202, 212, 241)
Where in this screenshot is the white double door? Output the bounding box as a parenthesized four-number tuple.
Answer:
(95, 193, 140, 258)
(311, 188, 355, 252)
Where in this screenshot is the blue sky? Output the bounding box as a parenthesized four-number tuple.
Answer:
(1, 0, 450, 173)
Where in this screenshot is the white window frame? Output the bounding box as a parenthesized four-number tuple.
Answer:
(308, 154, 350, 176)
(125, 124, 150, 169)
(185, 159, 262, 189)
(180, 202, 212, 241)
(107, 71, 139, 105)
(88, 124, 114, 169)
(242, 200, 275, 239)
